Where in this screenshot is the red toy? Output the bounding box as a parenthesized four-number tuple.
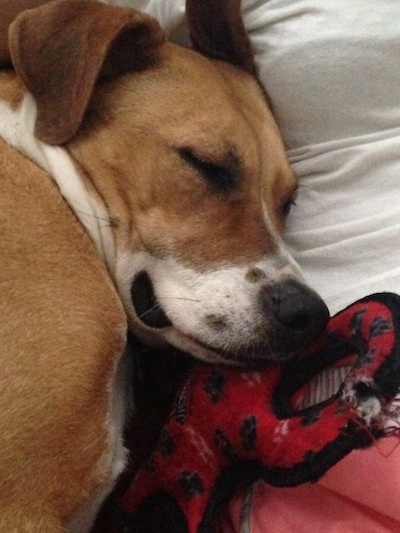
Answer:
(117, 293, 400, 532)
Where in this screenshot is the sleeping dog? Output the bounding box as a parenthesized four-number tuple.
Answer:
(0, 0, 329, 530)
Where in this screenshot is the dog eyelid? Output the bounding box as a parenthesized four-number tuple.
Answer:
(177, 147, 240, 194)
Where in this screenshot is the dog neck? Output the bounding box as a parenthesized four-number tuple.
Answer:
(0, 91, 116, 273)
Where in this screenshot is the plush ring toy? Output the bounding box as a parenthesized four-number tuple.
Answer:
(116, 293, 400, 533)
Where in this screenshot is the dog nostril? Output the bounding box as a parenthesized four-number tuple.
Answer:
(269, 279, 329, 335)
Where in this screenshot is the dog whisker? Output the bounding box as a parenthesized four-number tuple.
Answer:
(137, 302, 163, 320)
(157, 296, 201, 303)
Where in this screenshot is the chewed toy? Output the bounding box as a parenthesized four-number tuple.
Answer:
(116, 293, 400, 532)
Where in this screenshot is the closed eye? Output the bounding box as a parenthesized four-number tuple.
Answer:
(178, 147, 241, 194)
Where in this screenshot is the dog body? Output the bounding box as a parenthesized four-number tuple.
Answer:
(0, 104, 128, 530)
(0, 0, 329, 529)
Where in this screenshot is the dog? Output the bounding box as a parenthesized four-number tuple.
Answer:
(0, 0, 329, 530)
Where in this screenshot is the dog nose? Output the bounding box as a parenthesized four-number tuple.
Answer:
(269, 278, 330, 343)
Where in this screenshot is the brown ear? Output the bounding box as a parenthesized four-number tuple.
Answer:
(9, 0, 165, 145)
(186, 0, 255, 75)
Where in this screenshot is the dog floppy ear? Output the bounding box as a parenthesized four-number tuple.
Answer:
(8, 0, 165, 145)
(186, 0, 255, 75)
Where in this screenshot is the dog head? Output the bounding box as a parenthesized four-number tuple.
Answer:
(8, 0, 329, 365)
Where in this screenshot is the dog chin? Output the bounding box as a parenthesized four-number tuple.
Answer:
(130, 321, 233, 364)
(131, 319, 291, 368)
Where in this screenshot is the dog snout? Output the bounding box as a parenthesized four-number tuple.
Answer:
(265, 278, 330, 349)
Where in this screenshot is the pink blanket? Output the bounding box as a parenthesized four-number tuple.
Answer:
(223, 441, 400, 532)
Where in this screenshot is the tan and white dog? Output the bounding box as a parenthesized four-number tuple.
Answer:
(0, 0, 329, 530)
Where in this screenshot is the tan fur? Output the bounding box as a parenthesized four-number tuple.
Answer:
(0, 136, 126, 529)
(0, 70, 25, 109)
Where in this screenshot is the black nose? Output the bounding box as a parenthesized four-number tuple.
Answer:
(269, 278, 330, 346)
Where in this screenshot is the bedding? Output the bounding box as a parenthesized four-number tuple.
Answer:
(105, 0, 400, 531)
